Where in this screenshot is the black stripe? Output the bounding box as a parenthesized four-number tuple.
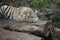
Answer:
(0, 5, 9, 19)
(2, 6, 11, 19)
(5, 6, 11, 17)
(4, 6, 9, 14)
(0, 6, 5, 18)
(0, 7, 4, 13)
(7, 11, 11, 19)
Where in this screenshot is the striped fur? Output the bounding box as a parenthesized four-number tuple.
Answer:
(0, 5, 39, 22)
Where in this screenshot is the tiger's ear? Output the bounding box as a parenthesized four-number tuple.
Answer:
(34, 10, 38, 14)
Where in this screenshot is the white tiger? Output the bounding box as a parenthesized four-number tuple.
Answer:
(0, 5, 39, 22)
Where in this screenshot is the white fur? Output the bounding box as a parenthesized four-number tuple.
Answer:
(0, 5, 39, 22)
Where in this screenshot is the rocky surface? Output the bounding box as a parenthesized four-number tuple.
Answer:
(0, 19, 44, 40)
(0, 28, 44, 40)
(0, 19, 60, 40)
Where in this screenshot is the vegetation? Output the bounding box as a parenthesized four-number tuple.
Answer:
(52, 14, 60, 28)
(0, 0, 59, 12)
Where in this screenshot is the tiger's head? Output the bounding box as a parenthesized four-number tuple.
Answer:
(16, 7, 39, 22)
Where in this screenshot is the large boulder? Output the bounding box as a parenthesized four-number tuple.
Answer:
(0, 28, 44, 40)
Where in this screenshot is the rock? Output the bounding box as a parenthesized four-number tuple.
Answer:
(0, 19, 48, 37)
(0, 19, 59, 40)
(0, 28, 44, 40)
